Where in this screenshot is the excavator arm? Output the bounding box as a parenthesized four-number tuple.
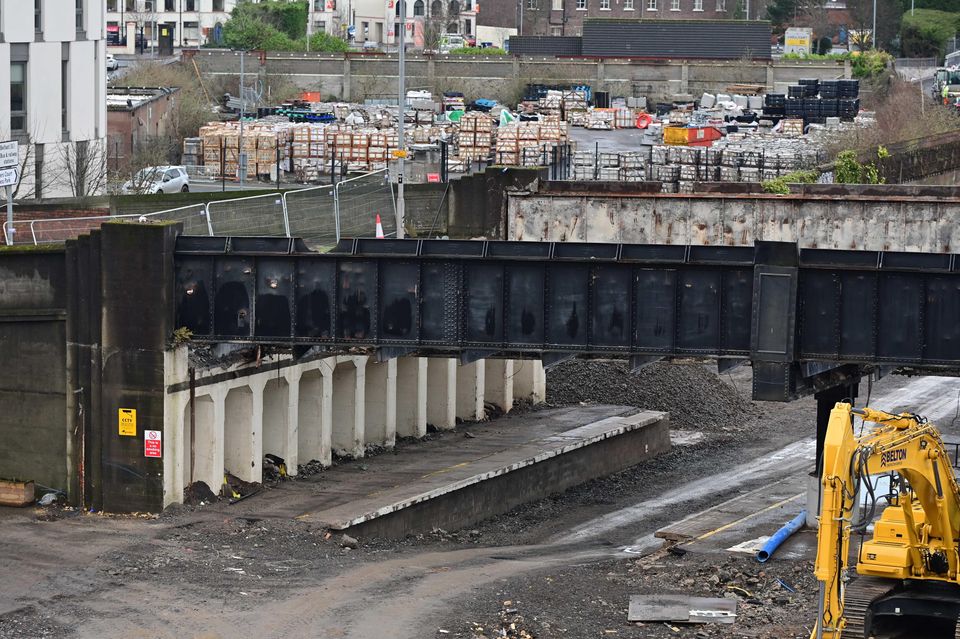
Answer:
(812, 402, 960, 639)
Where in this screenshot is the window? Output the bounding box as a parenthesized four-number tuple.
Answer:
(76, 0, 84, 31)
(693, 0, 702, 9)
(396, 1, 402, 16)
(526, 0, 537, 9)
(164, 0, 173, 10)
(125, 0, 135, 10)
(670, 0, 678, 8)
(107, 0, 118, 10)
(646, 0, 656, 9)
(185, 0, 195, 10)
(144, 0, 154, 10)
(61, 60, 68, 131)
(414, 0, 424, 14)
(464, 18, 471, 33)
(600, 0, 609, 8)
(576, 0, 587, 9)
(552, 0, 562, 9)
(715, 0, 724, 8)
(184, 20, 199, 40)
(34, 0, 41, 32)
(550, 25, 562, 35)
(624, 0, 633, 9)
(431, 0, 442, 14)
(214, 0, 224, 9)
(11, 62, 26, 133)
(449, 0, 460, 13)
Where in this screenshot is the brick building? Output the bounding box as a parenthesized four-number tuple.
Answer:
(480, 0, 767, 39)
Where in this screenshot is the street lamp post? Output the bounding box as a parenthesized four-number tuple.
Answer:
(396, 0, 406, 239)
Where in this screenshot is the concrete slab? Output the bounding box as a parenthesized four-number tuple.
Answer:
(253, 405, 670, 537)
(656, 476, 806, 543)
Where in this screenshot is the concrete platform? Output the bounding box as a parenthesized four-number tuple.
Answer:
(247, 405, 670, 537)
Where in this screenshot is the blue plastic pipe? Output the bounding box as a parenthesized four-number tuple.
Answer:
(756, 510, 807, 563)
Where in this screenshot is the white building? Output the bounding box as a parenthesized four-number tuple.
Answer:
(107, 1, 341, 49)
(0, 0, 107, 199)
(106, 0, 234, 49)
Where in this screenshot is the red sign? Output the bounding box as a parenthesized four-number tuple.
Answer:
(144, 430, 162, 458)
(427, 173, 441, 183)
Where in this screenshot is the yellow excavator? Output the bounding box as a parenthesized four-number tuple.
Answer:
(812, 402, 960, 638)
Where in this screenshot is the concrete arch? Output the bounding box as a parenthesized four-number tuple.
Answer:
(298, 368, 328, 466)
(364, 358, 397, 447)
(181, 394, 215, 490)
(224, 386, 256, 482)
(262, 376, 290, 467)
(332, 358, 365, 458)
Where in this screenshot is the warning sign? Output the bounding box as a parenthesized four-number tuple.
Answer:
(119, 408, 137, 437)
(144, 430, 162, 458)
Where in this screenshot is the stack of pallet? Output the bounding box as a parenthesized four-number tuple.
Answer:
(457, 112, 495, 161)
(182, 138, 202, 167)
(494, 118, 570, 167)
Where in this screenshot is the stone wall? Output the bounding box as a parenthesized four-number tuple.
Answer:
(187, 50, 850, 105)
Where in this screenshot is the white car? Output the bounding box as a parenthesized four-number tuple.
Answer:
(106, 53, 119, 71)
(122, 166, 190, 195)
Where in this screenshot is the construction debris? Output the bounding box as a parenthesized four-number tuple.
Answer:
(627, 595, 737, 624)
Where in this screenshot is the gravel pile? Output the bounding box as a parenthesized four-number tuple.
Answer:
(546, 360, 757, 431)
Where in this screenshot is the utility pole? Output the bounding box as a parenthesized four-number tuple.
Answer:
(396, 0, 406, 239)
(239, 49, 246, 187)
(872, 0, 877, 49)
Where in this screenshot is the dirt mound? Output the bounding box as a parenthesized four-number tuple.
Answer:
(183, 481, 218, 506)
(545, 359, 756, 431)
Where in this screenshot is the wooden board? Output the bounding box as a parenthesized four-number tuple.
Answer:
(0, 479, 35, 507)
(628, 595, 736, 624)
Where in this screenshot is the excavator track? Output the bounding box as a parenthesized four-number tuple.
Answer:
(840, 576, 897, 638)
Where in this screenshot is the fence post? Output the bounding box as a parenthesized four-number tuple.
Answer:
(280, 192, 292, 238)
(203, 203, 214, 236)
(333, 181, 342, 243)
(30, 220, 38, 245)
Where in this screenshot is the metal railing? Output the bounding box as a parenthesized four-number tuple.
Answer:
(3, 169, 392, 247)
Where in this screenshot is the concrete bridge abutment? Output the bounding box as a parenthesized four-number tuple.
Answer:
(163, 355, 545, 507)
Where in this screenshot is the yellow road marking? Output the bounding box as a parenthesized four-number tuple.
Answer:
(694, 492, 804, 542)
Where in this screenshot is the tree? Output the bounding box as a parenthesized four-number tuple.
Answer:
(847, 0, 902, 50)
(219, 0, 349, 51)
(58, 140, 108, 198)
(420, 0, 456, 51)
(126, 0, 158, 53)
(765, 0, 797, 32)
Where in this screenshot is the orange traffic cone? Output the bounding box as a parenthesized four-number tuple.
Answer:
(375, 213, 385, 239)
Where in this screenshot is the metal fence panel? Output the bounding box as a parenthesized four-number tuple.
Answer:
(284, 184, 337, 247)
(206, 192, 288, 237)
(336, 171, 397, 239)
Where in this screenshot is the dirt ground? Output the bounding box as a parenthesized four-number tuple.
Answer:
(1, 362, 955, 639)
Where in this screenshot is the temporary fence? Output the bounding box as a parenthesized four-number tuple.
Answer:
(3, 170, 393, 248)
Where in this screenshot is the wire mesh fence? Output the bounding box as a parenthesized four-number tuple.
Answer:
(335, 171, 397, 239)
(284, 184, 337, 246)
(206, 192, 288, 237)
(4, 170, 396, 247)
(3, 204, 210, 246)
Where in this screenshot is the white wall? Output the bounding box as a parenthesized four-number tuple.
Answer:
(1, 0, 35, 43)
(27, 43, 61, 145)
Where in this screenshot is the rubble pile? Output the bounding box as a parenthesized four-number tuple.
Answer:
(545, 359, 756, 432)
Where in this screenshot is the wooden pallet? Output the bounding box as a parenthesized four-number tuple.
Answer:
(0, 479, 34, 507)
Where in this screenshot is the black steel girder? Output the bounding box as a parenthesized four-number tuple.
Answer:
(173, 236, 960, 401)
